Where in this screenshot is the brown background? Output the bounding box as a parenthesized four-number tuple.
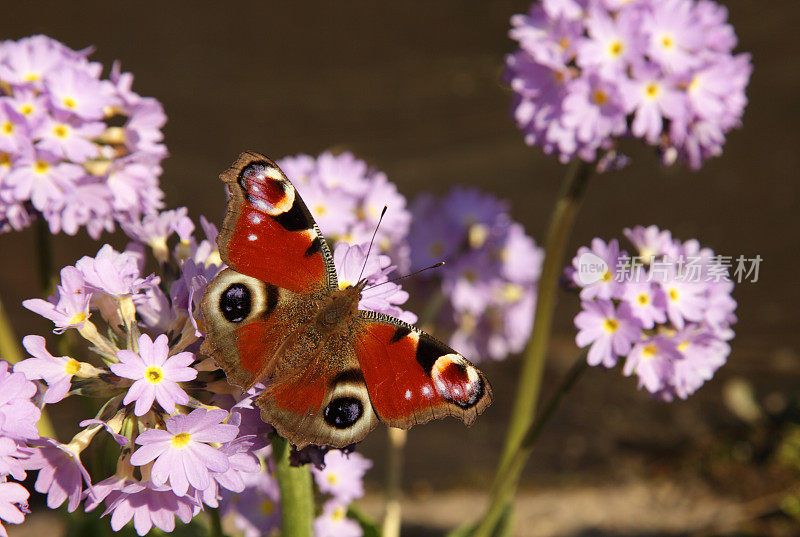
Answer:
(1, 2, 799, 536)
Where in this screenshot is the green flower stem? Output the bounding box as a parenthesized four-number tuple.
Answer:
(270, 434, 314, 537)
(0, 295, 23, 365)
(470, 159, 593, 537)
(382, 427, 407, 537)
(208, 506, 224, 537)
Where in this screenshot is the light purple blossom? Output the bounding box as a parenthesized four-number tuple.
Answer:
(110, 334, 197, 416)
(505, 0, 752, 169)
(22, 265, 91, 333)
(220, 472, 281, 537)
(575, 299, 641, 367)
(130, 408, 237, 496)
(314, 500, 363, 537)
(0, 361, 41, 441)
(75, 244, 158, 297)
(0, 35, 167, 238)
(101, 480, 198, 536)
(23, 437, 93, 512)
(16, 335, 80, 403)
(0, 481, 29, 537)
(312, 450, 372, 503)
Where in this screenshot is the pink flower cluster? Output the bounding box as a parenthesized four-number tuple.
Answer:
(567, 225, 736, 399)
(14, 207, 382, 535)
(505, 0, 752, 169)
(0, 35, 166, 237)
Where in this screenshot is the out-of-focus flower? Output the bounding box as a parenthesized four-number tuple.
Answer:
(0, 35, 166, 238)
(505, 0, 752, 169)
(408, 189, 543, 362)
(312, 450, 372, 503)
(314, 499, 363, 537)
(568, 225, 736, 399)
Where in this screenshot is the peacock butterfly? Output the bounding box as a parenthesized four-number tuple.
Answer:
(200, 152, 493, 448)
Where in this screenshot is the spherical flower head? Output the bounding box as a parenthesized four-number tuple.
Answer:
(312, 450, 372, 503)
(100, 480, 198, 536)
(505, 0, 752, 169)
(130, 408, 238, 496)
(575, 299, 641, 367)
(314, 499, 363, 537)
(0, 34, 167, 238)
(110, 334, 197, 416)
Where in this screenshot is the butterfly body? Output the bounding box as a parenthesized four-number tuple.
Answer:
(201, 152, 493, 448)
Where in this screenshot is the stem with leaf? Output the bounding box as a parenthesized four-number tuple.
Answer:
(469, 159, 593, 537)
(270, 434, 314, 537)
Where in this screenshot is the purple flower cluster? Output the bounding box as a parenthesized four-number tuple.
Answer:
(278, 151, 412, 268)
(0, 361, 41, 536)
(312, 450, 372, 537)
(567, 225, 736, 400)
(0, 35, 166, 237)
(408, 189, 543, 361)
(505, 0, 752, 169)
(15, 206, 379, 535)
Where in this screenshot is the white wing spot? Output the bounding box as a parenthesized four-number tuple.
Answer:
(248, 234, 257, 241)
(404, 389, 412, 400)
(249, 213, 262, 224)
(421, 385, 433, 398)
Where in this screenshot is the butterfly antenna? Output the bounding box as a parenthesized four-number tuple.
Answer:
(364, 261, 445, 291)
(357, 205, 387, 283)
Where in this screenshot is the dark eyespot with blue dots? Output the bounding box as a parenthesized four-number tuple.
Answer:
(220, 283, 251, 323)
(323, 397, 363, 429)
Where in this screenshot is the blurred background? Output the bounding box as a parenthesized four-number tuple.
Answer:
(2, 1, 799, 535)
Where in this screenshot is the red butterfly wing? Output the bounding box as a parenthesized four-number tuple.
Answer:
(355, 311, 493, 428)
(216, 151, 336, 294)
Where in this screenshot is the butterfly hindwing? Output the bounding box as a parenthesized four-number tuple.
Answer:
(355, 311, 493, 429)
(216, 151, 337, 294)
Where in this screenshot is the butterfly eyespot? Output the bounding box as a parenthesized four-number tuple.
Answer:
(323, 397, 363, 429)
(219, 283, 252, 323)
(431, 354, 484, 409)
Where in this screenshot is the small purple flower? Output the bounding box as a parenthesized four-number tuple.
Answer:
(570, 238, 625, 300)
(110, 334, 197, 416)
(130, 408, 238, 496)
(23, 437, 93, 512)
(75, 244, 157, 297)
(313, 499, 362, 537)
(0, 361, 41, 441)
(0, 481, 29, 536)
(22, 265, 91, 333)
(623, 225, 674, 260)
(0, 437, 29, 481)
(45, 66, 113, 120)
(575, 299, 641, 367)
(312, 450, 372, 503)
(659, 276, 706, 329)
(220, 472, 281, 537)
(623, 335, 681, 393)
(101, 480, 198, 536)
(16, 335, 81, 403)
(621, 281, 667, 329)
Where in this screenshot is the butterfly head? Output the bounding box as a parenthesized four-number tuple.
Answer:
(317, 280, 367, 328)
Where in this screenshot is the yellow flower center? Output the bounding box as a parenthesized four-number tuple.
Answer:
(19, 104, 34, 116)
(677, 340, 689, 352)
(0, 153, 10, 168)
(608, 40, 624, 57)
(53, 124, 69, 138)
(601, 270, 612, 282)
(1, 121, 14, 135)
(33, 160, 50, 174)
(23, 73, 40, 82)
(592, 89, 609, 106)
(68, 312, 87, 325)
(63, 96, 77, 109)
(669, 288, 679, 301)
(637, 294, 649, 305)
(170, 432, 192, 449)
(554, 69, 566, 84)
(660, 35, 674, 49)
(688, 76, 700, 93)
(644, 82, 660, 99)
(559, 37, 569, 49)
(327, 473, 338, 484)
(64, 358, 81, 376)
(314, 204, 327, 216)
(603, 318, 619, 333)
(502, 283, 523, 303)
(333, 506, 347, 521)
(642, 344, 658, 358)
(338, 280, 353, 291)
(144, 366, 164, 384)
